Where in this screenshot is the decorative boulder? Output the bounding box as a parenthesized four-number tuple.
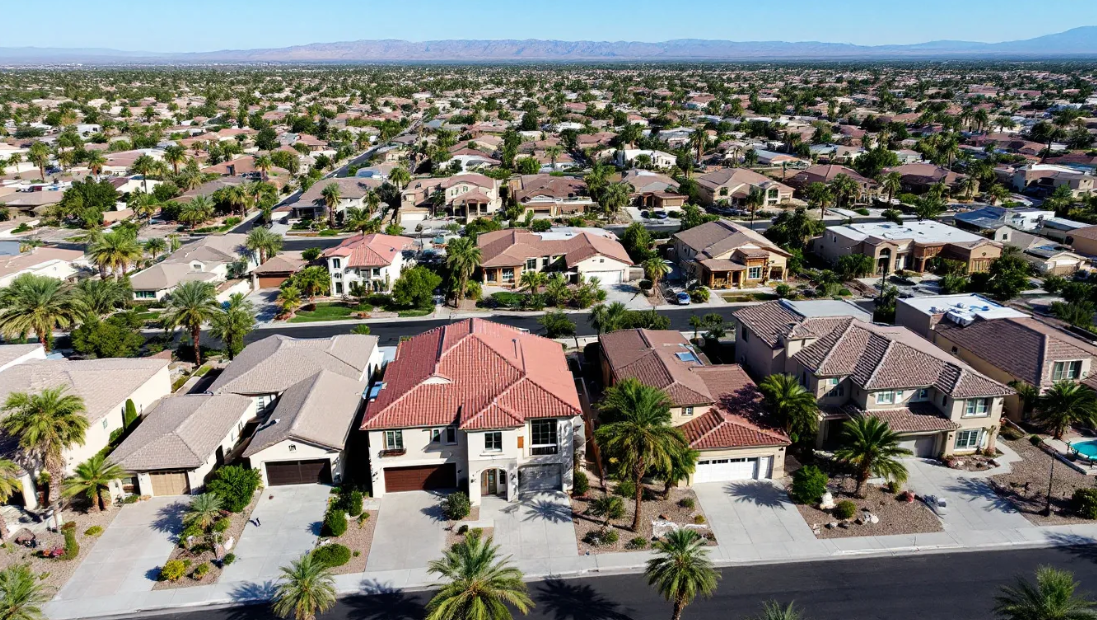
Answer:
(819, 492, 836, 510)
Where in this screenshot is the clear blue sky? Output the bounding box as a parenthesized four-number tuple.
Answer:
(9, 0, 1097, 53)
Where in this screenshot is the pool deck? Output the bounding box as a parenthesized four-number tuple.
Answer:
(1044, 437, 1097, 476)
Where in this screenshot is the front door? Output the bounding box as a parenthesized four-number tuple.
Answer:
(481, 470, 497, 496)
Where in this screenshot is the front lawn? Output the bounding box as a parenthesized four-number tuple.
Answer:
(721, 292, 780, 303)
(288, 303, 363, 323)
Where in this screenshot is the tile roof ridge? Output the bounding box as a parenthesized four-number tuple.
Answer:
(815, 319, 858, 372)
(862, 334, 895, 388)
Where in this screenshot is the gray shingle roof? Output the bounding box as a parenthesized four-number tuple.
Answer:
(209, 334, 377, 396)
(243, 370, 366, 456)
(0, 358, 169, 423)
(111, 394, 253, 471)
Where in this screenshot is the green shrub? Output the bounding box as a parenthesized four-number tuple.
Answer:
(775, 283, 793, 298)
(343, 490, 364, 517)
(122, 494, 140, 504)
(207, 465, 262, 513)
(60, 528, 80, 560)
(1029, 435, 1043, 446)
(323, 508, 347, 537)
(835, 500, 858, 520)
(855, 208, 870, 216)
(693, 515, 706, 524)
(442, 492, 471, 521)
(191, 562, 210, 579)
(689, 287, 710, 303)
(468, 527, 484, 540)
(614, 479, 636, 499)
(312, 543, 351, 568)
(221, 553, 236, 566)
(1073, 488, 1097, 519)
(159, 560, 188, 581)
(84, 526, 103, 537)
(601, 529, 619, 545)
(357, 513, 370, 527)
(572, 471, 590, 496)
(488, 292, 527, 309)
(678, 497, 695, 509)
(179, 523, 204, 546)
(626, 536, 648, 549)
(456, 524, 469, 535)
(213, 517, 232, 533)
(790, 465, 830, 505)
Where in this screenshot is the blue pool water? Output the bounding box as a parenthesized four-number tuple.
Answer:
(1071, 440, 1097, 458)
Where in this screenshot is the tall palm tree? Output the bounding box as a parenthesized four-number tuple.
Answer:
(445, 237, 482, 306)
(180, 196, 214, 231)
(162, 280, 220, 365)
(545, 145, 563, 170)
(183, 493, 224, 530)
(272, 552, 337, 620)
(880, 171, 902, 204)
(0, 274, 84, 352)
(995, 566, 1096, 620)
(163, 145, 187, 175)
(294, 266, 330, 303)
(0, 564, 51, 620)
(596, 379, 688, 532)
(829, 174, 860, 209)
(600, 182, 631, 218)
(75, 278, 127, 320)
(643, 258, 670, 292)
(758, 374, 818, 444)
(589, 301, 628, 335)
(519, 270, 547, 295)
(254, 153, 274, 181)
(246, 180, 277, 214)
(246, 228, 278, 264)
(745, 187, 766, 228)
(62, 454, 125, 512)
(1036, 381, 1097, 440)
(85, 150, 107, 179)
(221, 184, 250, 219)
(89, 231, 143, 279)
(835, 416, 911, 497)
(388, 166, 411, 191)
(209, 293, 257, 360)
(320, 182, 342, 228)
(130, 154, 157, 194)
(130, 193, 158, 224)
(426, 534, 533, 620)
(0, 460, 23, 539)
(143, 237, 168, 261)
(27, 143, 50, 182)
(1, 387, 88, 523)
(645, 529, 720, 620)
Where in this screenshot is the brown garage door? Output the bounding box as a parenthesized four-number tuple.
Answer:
(384, 463, 456, 492)
(265, 460, 333, 486)
(257, 275, 289, 289)
(149, 471, 190, 496)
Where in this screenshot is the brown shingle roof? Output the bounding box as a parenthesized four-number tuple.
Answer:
(244, 370, 366, 456)
(673, 220, 789, 261)
(600, 330, 712, 406)
(477, 229, 631, 269)
(209, 334, 377, 395)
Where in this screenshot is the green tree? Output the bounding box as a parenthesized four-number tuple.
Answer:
(645, 529, 720, 620)
(1036, 381, 1097, 440)
(320, 183, 342, 228)
(75, 277, 127, 319)
(588, 494, 625, 529)
(0, 274, 85, 352)
(1, 387, 88, 522)
(88, 231, 143, 279)
(183, 493, 224, 530)
(985, 247, 1032, 301)
(621, 222, 655, 262)
(294, 266, 331, 303)
(0, 564, 51, 620)
(209, 293, 257, 360)
(758, 374, 818, 444)
(426, 534, 533, 620)
(913, 196, 944, 221)
(589, 301, 629, 335)
(272, 552, 337, 620)
(538, 311, 577, 349)
(71, 315, 145, 358)
(246, 228, 283, 264)
(0, 460, 23, 540)
(519, 270, 548, 295)
(600, 182, 631, 217)
(836, 254, 875, 280)
(835, 417, 911, 497)
(995, 566, 1095, 620)
(163, 145, 187, 175)
(445, 237, 482, 306)
(162, 280, 220, 365)
(643, 258, 670, 291)
(596, 379, 688, 532)
(27, 142, 50, 181)
(62, 454, 125, 512)
(392, 266, 442, 309)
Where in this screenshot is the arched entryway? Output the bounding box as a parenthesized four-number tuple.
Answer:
(480, 468, 507, 498)
(877, 248, 892, 275)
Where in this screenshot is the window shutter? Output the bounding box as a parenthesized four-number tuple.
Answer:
(517, 436, 524, 449)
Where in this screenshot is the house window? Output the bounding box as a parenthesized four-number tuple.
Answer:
(876, 390, 896, 405)
(332, 258, 341, 269)
(1052, 360, 1083, 381)
(526, 258, 537, 270)
(135, 290, 156, 299)
(384, 430, 404, 451)
(825, 378, 844, 398)
(502, 268, 515, 283)
(719, 187, 729, 197)
(916, 388, 928, 400)
(955, 429, 981, 450)
(683, 406, 694, 417)
(335, 282, 343, 295)
(431, 426, 457, 445)
(964, 398, 990, 417)
(748, 266, 762, 279)
(484, 431, 503, 452)
(530, 419, 558, 455)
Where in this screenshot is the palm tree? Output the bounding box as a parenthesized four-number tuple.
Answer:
(89, 231, 143, 279)
(0, 564, 51, 620)
(0, 274, 84, 352)
(596, 379, 688, 532)
(445, 237, 482, 306)
(834, 416, 911, 497)
(27, 143, 50, 182)
(183, 493, 224, 530)
(222, 184, 250, 219)
(587, 494, 625, 529)
(758, 374, 819, 444)
(209, 293, 256, 360)
(754, 602, 805, 620)
(130, 154, 157, 194)
(643, 258, 670, 292)
(75, 278, 127, 320)
(645, 529, 720, 620)
(246, 228, 281, 264)
(162, 280, 220, 365)
(277, 285, 303, 317)
(85, 150, 107, 179)
(519, 270, 548, 295)
(180, 196, 214, 231)
(879, 171, 902, 204)
(988, 184, 1012, 206)
(163, 145, 187, 175)
(543, 273, 570, 308)
(130, 193, 158, 224)
(600, 182, 631, 218)
(272, 552, 337, 620)
(426, 534, 533, 620)
(589, 301, 628, 335)
(745, 187, 765, 228)
(143, 237, 168, 261)
(294, 266, 331, 303)
(994, 566, 1096, 620)
(804, 182, 834, 219)
(0, 460, 23, 539)
(1036, 381, 1097, 440)
(62, 454, 125, 512)
(829, 174, 860, 209)
(690, 128, 707, 164)
(254, 154, 274, 181)
(1, 387, 88, 523)
(320, 182, 342, 228)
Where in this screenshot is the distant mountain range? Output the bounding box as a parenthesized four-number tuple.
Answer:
(4, 27, 1097, 64)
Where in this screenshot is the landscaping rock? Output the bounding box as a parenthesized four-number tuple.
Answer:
(819, 492, 836, 510)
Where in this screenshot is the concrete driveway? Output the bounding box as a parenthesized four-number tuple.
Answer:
(903, 456, 1033, 533)
(603, 282, 653, 310)
(55, 496, 186, 601)
(367, 491, 448, 572)
(693, 480, 824, 562)
(482, 492, 578, 561)
(219, 484, 331, 584)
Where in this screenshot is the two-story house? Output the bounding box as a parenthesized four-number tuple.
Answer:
(362, 319, 583, 505)
(672, 220, 791, 289)
(400, 173, 502, 221)
(600, 329, 789, 483)
(322, 232, 416, 295)
(695, 168, 793, 207)
(814, 220, 1002, 276)
(478, 228, 633, 288)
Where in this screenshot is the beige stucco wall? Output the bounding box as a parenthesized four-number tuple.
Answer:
(736, 323, 784, 380)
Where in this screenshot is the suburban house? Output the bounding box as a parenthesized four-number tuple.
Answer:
(622, 170, 685, 210)
(1000, 163, 1095, 198)
(1001, 229, 1090, 276)
(883, 163, 967, 194)
(695, 168, 793, 207)
(0, 246, 87, 287)
(477, 228, 632, 287)
(953, 206, 1056, 239)
(787, 164, 875, 198)
(616, 149, 676, 169)
(672, 220, 790, 288)
(897, 295, 1097, 421)
(129, 234, 256, 301)
(0, 344, 45, 373)
(289, 178, 382, 221)
(508, 175, 595, 217)
(399, 173, 502, 221)
(0, 358, 171, 509)
(251, 252, 307, 289)
(1064, 225, 1097, 257)
(814, 220, 1002, 275)
(734, 301, 1013, 458)
(362, 319, 583, 505)
(109, 394, 256, 497)
(322, 233, 417, 295)
(599, 329, 789, 483)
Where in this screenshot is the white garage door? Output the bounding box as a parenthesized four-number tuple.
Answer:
(694, 457, 759, 483)
(899, 435, 937, 458)
(587, 271, 622, 285)
(519, 464, 561, 492)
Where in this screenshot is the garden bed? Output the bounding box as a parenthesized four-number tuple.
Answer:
(444, 524, 494, 551)
(322, 510, 378, 575)
(0, 504, 119, 593)
(989, 437, 1096, 526)
(793, 477, 943, 539)
(151, 492, 260, 590)
(570, 480, 713, 554)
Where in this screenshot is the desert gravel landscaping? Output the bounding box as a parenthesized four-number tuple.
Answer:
(0, 505, 119, 593)
(989, 437, 1097, 526)
(794, 477, 943, 539)
(571, 480, 714, 554)
(325, 510, 378, 575)
(152, 493, 260, 590)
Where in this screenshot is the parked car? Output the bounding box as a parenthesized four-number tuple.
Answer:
(924, 494, 948, 516)
(675, 292, 691, 305)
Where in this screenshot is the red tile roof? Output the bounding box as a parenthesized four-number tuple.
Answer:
(322, 233, 415, 268)
(362, 319, 582, 431)
(477, 229, 632, 269)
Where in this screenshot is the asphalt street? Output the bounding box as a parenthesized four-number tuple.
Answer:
(127, 546, 1097, 620)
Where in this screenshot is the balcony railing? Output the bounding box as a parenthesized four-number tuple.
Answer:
(379, 448, 406, 457)
(530, 444, 558, 456)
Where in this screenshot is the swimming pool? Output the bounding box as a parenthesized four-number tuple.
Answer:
(1070, 439, 1097, 458)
